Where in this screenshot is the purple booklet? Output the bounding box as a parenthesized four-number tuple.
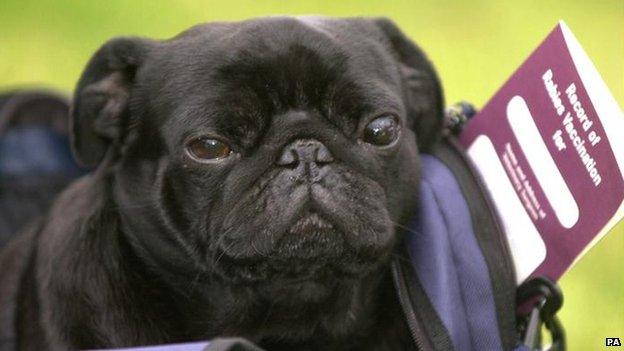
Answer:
(459, 21, 624, 284)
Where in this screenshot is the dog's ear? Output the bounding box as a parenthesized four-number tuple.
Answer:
(373, 18, 445, 151)
(71, 37, 155, 167)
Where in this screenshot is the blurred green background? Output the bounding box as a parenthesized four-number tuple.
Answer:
(1, 0, 622, 349)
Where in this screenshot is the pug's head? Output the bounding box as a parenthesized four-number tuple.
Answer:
(71, 17, 443, 302)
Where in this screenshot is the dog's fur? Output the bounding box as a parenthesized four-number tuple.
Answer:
(0, 17, 444, 351)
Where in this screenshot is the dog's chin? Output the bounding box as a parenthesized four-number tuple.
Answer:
(214, 212, 390, 296)
(220, 260, 380, 306)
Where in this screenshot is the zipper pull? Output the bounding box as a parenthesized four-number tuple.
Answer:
(522, 302, 544, 349)
(444, 101, 477, 135)
(516, 276, 566, 350)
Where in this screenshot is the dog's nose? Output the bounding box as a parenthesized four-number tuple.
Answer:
(276, 139, 334, 167)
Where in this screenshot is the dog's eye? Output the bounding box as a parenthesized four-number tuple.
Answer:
(362, 115, 400, 146)
(186, 137, 232, 161)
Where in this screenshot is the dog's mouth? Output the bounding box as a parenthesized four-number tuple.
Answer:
(214, 209, 385, 285)
(212, 170, 396, 286)
(289, 211, 334, 233)
(276, 211, 343, 258)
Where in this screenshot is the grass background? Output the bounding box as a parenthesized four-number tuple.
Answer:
(1, 0, 622, 349)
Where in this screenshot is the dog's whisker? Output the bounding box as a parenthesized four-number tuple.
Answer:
(250, 239, 269, 258)
(211, 235, 239, 268)
(186, 269, 208, 296)
(390, 252, 414, 265)
(388, 220, 421, 237)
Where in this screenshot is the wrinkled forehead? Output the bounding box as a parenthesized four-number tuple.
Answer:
(136, 18, 404, 145)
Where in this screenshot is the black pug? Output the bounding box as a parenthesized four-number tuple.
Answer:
(0, 16, 443, 351)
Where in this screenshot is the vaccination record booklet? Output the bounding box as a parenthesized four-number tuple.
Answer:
(458, 21, 624, 284)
